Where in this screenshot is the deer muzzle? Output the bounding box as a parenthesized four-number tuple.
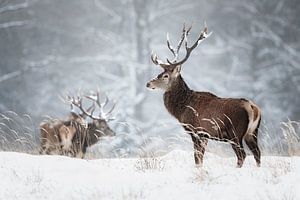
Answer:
(146, 78, 157, 90)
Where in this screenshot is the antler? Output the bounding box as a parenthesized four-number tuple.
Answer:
(166, 24, 192, 64)
(151, 23, 211, 68)
(84, 101, 96, 118)
(66, 95, 96, 120)
(171, 24, 211, 66)
(84, 91, 116, 120)
(150, 51, 168, 67)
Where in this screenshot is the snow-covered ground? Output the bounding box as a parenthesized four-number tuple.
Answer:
(0, 151, 299, 200)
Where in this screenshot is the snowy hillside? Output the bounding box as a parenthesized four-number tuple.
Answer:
(0, 151, 299, 200)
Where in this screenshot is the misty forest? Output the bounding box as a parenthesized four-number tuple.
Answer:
(0, 0, 299, 158)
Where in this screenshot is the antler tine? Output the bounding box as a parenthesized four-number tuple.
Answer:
(187, 25, 208, 52)
(84, 91, 112, 119)
(83, 94, 97, 116)
(86, 102, 96, 116)
(166, 24, 189, 64)
(172, 24, 210, 66)
(183, 25, 192, 50)
(79, 104, 97, 120)
(67, 94, 97, 120)
(106, 102, 116, 118)
(177, 24, 190, 51)
(94, 91, 101, 108)
(166, 33, 176, 58)
(150, 51, 158, 65)
(66, 95, 72, 108)
(96, 95, 108, 118)
(66, 94, 75, 105)
(70, 103, 74, 112)
(101, 96, 109, 108)
(94, 91, 106, 118)
(175, 24, 190, 59)
(151, 50, 167, 66)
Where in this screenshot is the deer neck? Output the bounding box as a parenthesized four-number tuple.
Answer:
(86, 124, 101, 145)
(163, 75, 192, 120)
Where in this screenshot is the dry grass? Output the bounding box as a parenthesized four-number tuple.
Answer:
(88, 188, 146, 200)
(0, 111, 299, 159)
(281, 120, 300, 156)
(0, 111, 39, 154)
(135, 152, 166, 172)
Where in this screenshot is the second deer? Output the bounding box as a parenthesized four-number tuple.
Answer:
(65, 92, 116, 158)
(40, 91, 115, 158)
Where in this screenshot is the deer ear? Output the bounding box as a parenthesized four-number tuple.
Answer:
(172, 65, 181, 76)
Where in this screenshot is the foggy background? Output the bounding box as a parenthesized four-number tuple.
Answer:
(0, 0, 299, 157)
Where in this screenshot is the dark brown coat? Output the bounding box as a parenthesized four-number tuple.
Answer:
(162, 75, 261, 167)
(147, 24, 262, 167)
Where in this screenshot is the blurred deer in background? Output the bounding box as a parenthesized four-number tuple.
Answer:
(39, 91, 116, 158)
(147, 24, 261, 168)
(66, 92, 116, 158)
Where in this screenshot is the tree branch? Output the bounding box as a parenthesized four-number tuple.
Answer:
(0, 1, 28, 14)
(0, 20, 29, 29)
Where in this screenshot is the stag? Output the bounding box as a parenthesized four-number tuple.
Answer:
(146, 24, 261, 167)
(65, 92, 116, 158)
(39, 92, 115, 158)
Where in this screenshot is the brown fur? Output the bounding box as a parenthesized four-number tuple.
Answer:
(148, 74, 261, 167)
(70, 119, 115, 158)
(39, 114, 115, 158)
(39, 119, 68, 155)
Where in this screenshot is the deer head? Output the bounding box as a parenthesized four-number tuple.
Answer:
(66, 92, 116, 138)
(146, 24, 211, 91)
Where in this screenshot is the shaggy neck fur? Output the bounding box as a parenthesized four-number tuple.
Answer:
(163, 75, 192, 120)
(86, 124, 101, 146)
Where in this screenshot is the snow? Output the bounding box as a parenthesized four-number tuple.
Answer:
(0, 151, 299, 200)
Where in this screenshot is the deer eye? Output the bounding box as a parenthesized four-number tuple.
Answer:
(163, 74, 169, 78)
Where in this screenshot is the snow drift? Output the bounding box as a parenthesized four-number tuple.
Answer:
(0, 151, 299, 200)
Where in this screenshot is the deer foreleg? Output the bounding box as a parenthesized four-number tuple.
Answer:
(191, 134, 208, 167)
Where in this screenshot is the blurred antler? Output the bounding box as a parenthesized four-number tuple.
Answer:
(84, 90, 116, 120)
(66, 95, 96, 120)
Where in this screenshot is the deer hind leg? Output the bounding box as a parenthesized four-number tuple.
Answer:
(243, 102, 261, 167)
(244, 134, 261, 167)
(191, 135, 208, 167)
(244, 118, 261, 167)
(231, 139, 246, 168)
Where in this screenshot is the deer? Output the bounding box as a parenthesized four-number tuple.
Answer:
(146, 24, 262, 168)
(65, 92, 116, 158)
(39, 91, 116, 158)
